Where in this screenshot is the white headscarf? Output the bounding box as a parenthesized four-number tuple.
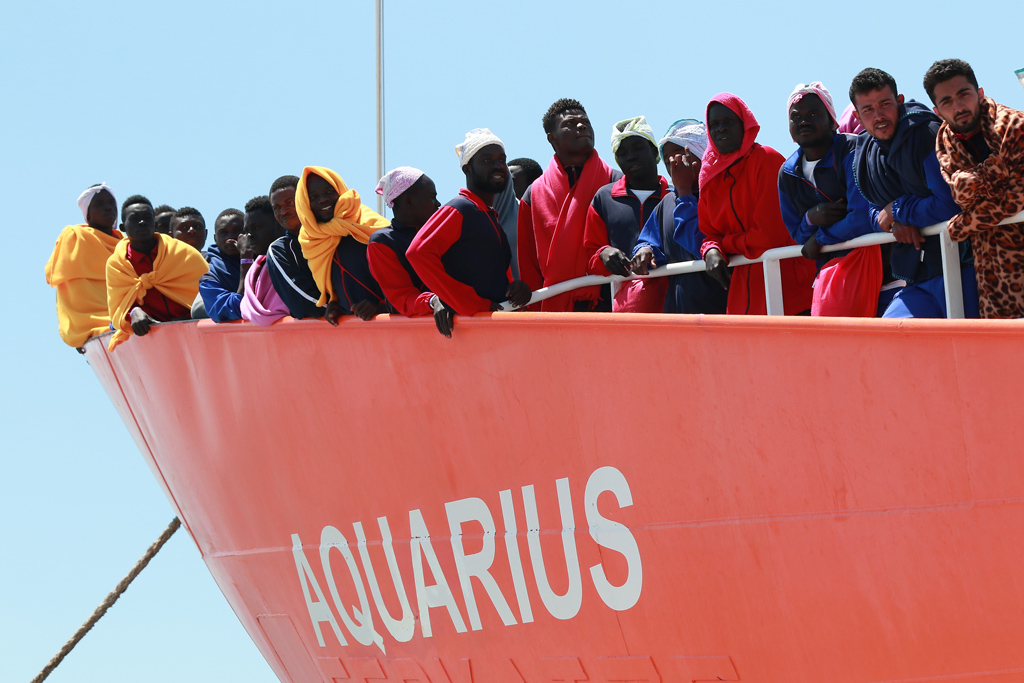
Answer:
(611, 116, 660, 161)
(77, 183, 117, 225)
(658, 119, 709, 160)
(375, 167, 425, 207)
(455, 128, 504, 167)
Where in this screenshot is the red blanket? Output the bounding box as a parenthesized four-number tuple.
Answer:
(518, 150, 613, 311)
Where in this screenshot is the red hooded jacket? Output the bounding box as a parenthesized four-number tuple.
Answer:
(698, 93, 815, 315)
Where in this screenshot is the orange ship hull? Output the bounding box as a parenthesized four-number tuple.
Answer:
(84, 314, 1024, 683)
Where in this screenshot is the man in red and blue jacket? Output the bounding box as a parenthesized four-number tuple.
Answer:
(407, 129, 531, 331)
(582, 116, 669, 312)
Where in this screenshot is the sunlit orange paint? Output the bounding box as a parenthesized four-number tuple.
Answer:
(84, 313, 1024, 682)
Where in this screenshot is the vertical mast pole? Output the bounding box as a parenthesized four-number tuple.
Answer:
(375, 0, 384, 215)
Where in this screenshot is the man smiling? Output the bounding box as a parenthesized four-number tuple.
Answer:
(407, 128, 531, 323)
(294, 166, 388, 324)
(850, 67, 978, 318)
(517, 99, 621, 311)
(698, 94, 816, 315)
(928, 58, 1024, 319)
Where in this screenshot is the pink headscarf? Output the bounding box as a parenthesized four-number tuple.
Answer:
(837, 103, 865, 135)
(699, 93, 761, 190)
(240, 255, 289, 326)
(376, 166, 424, 208)
(786, 82, 838, 127)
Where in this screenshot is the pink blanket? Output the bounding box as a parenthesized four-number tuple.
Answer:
(240, 255, 289, 326)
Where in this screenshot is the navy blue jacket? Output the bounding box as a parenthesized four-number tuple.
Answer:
(779, 132, 878, 267)
(406, 189, 513, 315)
(266, 231, 326, 319)
(198, 244, 242, 322)
(584, 176, 669, 276)
(854, 100, 964, 283)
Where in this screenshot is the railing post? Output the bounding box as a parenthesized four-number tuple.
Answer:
(939, 227, 965, 319)
(763, 258, 785, 316)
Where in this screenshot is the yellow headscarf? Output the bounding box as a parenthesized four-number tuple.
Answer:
(295, 166, 389, 306)
(105, 232, 209, 351)
(45, 224, 124, 347)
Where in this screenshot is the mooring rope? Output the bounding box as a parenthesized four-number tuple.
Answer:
(30, 517, 182, 683)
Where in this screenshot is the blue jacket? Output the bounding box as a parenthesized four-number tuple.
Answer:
(779, 132, 877, 267)
(853, 100, 964, 283)
(198, 244, 242, 322)
(632, 190, 728, 314)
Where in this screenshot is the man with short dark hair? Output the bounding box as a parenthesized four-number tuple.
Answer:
(778, 82, 882, 317)
(45, 183, 124, 347)
(517, 98, 622, 311)
(171, 206, 208, 253)
(582, 116, 669, 312)
(850, 67, 979, 318)
(154, 205, 175, 235)
(927, 58, 1024, 319)
(266, 175, 326, 320)
(195, 208, 245, 321)
(508, 158, 542, 200)
(105, 195, 208, 350)
(239, 195, 289, 325)
(407, 129, 532, 324)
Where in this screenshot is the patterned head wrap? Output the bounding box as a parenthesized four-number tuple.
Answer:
(376, 167, 425, 208)
(611, 116, 660, 162)
(77, 183, 117, 223)
(658, 119, 709, 160)
(456, 128, 504, 167)
(787, 82, 838, 128)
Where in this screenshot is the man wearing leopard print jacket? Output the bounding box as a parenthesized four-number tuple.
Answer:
(927, 58, 1024, 319)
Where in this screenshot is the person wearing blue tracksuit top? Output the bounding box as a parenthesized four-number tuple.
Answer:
(849, 67, 979, 318)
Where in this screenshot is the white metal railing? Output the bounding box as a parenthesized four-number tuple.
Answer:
(502, 211, 1024, 318)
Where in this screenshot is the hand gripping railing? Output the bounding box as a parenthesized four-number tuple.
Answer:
(502, 211, 1024, 318)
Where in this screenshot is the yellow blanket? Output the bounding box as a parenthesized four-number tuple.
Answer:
(295, 166, 389, 306)
(45, 225, 124, 347)
(106, 232, 209, 351)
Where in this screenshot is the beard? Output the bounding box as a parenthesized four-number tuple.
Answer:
(949, 107, 983, 135)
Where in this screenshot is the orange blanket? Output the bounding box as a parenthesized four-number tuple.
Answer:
(295, 166, 389, 306)
(106, 233, 208, 350)
(45, 225, 123, 347)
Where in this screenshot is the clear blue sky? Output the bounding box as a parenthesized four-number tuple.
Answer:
(2, 1, 1021, 681)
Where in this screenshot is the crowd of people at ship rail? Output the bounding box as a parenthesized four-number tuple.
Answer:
(45, 59, 1024, 351)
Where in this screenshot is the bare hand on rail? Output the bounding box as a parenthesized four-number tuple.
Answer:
(600, 247, 632, 277)
(504, 280, 532, 309)
(703, 248, 731, 289)
(430, 295, 454, 338)
(630, 247, 656, 275)
(801, 234, 823, 260)
(351, 299, 380, 322)
(876, 201, 896, 232)
(129, 307, 155, 336)
(891, 222, 924, 249)
(806, 199, 847, 226)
